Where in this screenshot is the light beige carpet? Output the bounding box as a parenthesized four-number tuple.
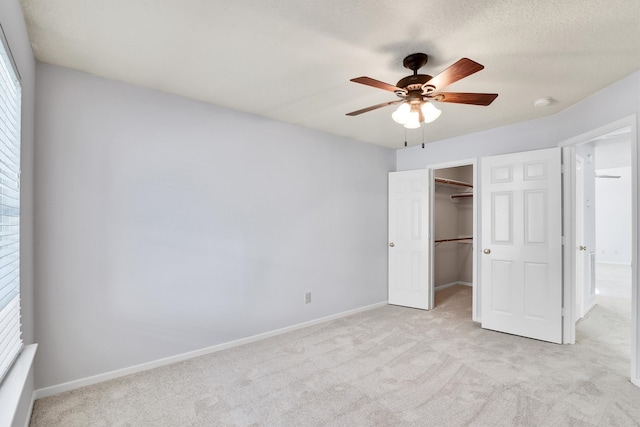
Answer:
(30, 286, 640, 426)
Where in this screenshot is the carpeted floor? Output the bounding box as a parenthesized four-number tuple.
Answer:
(595, 262, 632, 315)
(30, 285, 640, 426)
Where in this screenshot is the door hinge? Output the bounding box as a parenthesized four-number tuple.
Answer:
(561, 307, 565, 317)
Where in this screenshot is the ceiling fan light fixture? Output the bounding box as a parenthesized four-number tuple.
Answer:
(403, 119, 421, 129)
(392, 103, 411, 124)
(403, 108, 421, 129)
(392, 101, 441, 128)
(421, 101, 441, 123)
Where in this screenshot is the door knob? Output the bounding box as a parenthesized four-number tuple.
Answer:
(483, 248, 491, 254)
(389, 242, 395, 247)
(579, 245, 587, 251)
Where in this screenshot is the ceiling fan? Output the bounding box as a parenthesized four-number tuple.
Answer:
(346, 53, 498, 129)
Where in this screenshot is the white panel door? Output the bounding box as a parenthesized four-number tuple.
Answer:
(481, 147, 563, 343)
(388, 170, 431, 310)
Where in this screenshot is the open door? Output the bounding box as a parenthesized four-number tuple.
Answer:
(388, 170, 431, 310)
(480, 147, 563, 343)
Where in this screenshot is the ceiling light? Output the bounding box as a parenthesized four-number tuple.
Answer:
(392, 103, 411, 124)
(404, 111, 421, 129)
(421, 101, 441, 123)
(392, 101, 441, 128)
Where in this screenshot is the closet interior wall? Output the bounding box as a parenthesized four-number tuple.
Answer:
(433, 165, 473, 290)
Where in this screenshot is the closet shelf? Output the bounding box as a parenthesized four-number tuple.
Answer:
(435, 177, 473, 203)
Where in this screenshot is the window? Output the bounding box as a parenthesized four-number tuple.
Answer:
(0, 34, 21, 383)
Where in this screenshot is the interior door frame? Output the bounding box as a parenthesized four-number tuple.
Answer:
(426, 158, 479, 321)
(558, 114, 639, 386)
(575, 154, 585, 321)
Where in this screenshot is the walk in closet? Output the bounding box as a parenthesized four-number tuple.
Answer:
(433, 165, 474, 299)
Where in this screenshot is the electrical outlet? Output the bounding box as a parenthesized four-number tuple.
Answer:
(305, 292, 311, 304)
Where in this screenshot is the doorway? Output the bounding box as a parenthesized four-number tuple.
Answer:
(573, 133, 632, 320)
(560, 115, 639, 386)
(391, 148, 564, 343)
(593, 134, 632, 316)
(579, 130, 633, 377)
(428, 160, 477, 320)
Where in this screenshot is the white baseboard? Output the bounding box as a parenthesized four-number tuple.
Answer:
(34, 301, 388, 399)
(595, 261, 632, 266)
(435, 281, 472, 291)
(583, 300, 597, 317)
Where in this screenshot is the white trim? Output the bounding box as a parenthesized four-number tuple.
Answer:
(583, 300, 597, 317)
(23, 392, 35, 427)
(34, 301, 388, 399)
(632, 115, 638, 387)
(558, 116, 636, 147)
(558, 114, 638, 387)
(562, 146, 577, 343)
(575, 154, 585, 321)
(435, 281, 473, 291)
(0, 21, 21, 82)
(596, 261, 633, 267)
(0, 344, 36, 427)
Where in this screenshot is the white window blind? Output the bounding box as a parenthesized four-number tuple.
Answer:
(0, 34, 21, 384)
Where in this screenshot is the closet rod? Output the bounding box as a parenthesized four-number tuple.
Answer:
(450, 193, 473, 199)
(434, 237, 473, 243)
(434, 177, 473, 188)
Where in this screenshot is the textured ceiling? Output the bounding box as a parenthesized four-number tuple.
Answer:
(18, 0, 640, 148)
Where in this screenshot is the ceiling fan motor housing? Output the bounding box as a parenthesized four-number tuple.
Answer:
(396, 74, 433, 93)
(402, 53, 429, 72)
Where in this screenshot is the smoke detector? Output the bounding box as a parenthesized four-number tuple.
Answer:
(533, 97, 553, 107)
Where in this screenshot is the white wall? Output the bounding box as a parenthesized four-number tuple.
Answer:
(594, 137, 632, 264)
(596, 166, 632, 264)
(34, 63, 395, 389)
(0, 0, 36, 425)
(397, 70, 640, 384)
(433, 185, 459, 287)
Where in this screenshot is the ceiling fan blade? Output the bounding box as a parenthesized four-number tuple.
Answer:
(430, 92, 498, 106)
(422, 58, 484, 92)
(350, 76, 406, 93)
(346, 100, 402, 116)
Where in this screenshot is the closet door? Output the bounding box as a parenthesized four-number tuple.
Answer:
(480, 147, 563, 343)
(388, 170, 431, 310)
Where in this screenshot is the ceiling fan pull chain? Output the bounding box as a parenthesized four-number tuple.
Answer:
(404, 128, 407, 147)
